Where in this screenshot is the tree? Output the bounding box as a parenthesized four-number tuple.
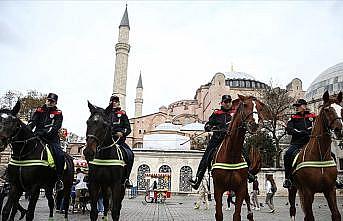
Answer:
(19, 90, 46, 121)
(245, 131, 276, 168)
(259, 83, 295, 168)
(0, 90, 46, 121)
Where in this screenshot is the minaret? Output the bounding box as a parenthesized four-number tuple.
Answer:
(112, 5, 130, 110)
(134, 72, 143, 117)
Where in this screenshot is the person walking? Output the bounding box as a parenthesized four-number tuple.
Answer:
(194, 176, 209, 210)
(75, 168, 88, 211)
(265, 175, 276, 213)
(225, 190, 235, 211)
(251, 177, 260, 211)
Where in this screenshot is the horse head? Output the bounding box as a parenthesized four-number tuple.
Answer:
(0, 101, 22, 151)
(84, 101, 112, 161)
(233, 95, 271, 134)
(321, 91, 343, 139)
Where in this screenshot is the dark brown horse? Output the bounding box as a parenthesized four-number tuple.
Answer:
(288, 91, 342, 221)
(212, 95, 271, 221)
(0, 101, 74, 221)
(84, 101, 126, 221)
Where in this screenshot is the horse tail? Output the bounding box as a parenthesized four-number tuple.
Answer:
(248, 146, 262, 175)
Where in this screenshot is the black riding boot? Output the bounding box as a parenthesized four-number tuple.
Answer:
(190, 157, 208, 190)
(283, 158, 293, 188)
(124, 160, 133, 188)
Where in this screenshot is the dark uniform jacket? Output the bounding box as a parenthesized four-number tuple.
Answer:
(28, 104, 63, 143)
(109, 108, 131, 143)
(286, 111, 316, 146)
(205, 107, 234, 140)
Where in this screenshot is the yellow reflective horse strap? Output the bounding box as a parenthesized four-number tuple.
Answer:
(211, 162, 248, 170)
(89, 143, 126, 166)
(292, 152, 336, 172)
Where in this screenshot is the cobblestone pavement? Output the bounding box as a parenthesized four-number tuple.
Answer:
(9, 194, 343, 220)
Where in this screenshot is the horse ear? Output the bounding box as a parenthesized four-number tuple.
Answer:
(337, 92, 342, 104)
(105, 103, 112, 115)
(323, 91, 330, 103)
(87, 100, 96, 113)
(238, 94, 245, 100)
(12, 100, 21, 116)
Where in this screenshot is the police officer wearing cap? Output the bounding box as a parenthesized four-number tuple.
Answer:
(190, 95, 234, 190)
(27, 93, 65, 191)
(283, 99, 315, 188)
(108, 95, 134, 188)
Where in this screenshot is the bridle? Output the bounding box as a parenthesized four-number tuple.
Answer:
(86, 113, 117, 153)
(236, 100, 264, 134)
(0, 116, 40, 159)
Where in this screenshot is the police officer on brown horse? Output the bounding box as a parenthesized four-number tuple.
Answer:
(190, 95, 234, 190)
(283, 99, 316, 188)
(108, 95, 134, 188)
(27, 93, 65, 191)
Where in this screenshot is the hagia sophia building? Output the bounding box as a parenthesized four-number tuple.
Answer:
(107, 6, 342, 195)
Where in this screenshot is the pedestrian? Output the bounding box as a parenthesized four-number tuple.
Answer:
(97, 191, 104, 215)
(194, 176, 209, 210)
(251, 177, 260, 211)
(225, 190, 235, 210)
(75, 168, 88, 211)
(265, 175, 276, 213)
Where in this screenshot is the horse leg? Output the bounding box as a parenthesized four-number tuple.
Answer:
(233, 185, 246, 221)
(245, 187, 254, 221)
(25, 187, 40, 221)
(89, 182, 100, 221)
(213, 185, 225, 221)
(300, 188, 315, 221)
(110, 183, 125, 221)
(2, 185, 20, 221)
(288, 186, 297, 221)
(45, 187, 55, 219)
(62, 187, 71, 220)
(102, 185, 110, 220)
(324, 188, 341, 221)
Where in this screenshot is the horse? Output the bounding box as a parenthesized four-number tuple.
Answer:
(0, 101, 74, 221)
(84, 101, 126, 221)
(288, 91, 342, 221)
(211, 95, 271, 221)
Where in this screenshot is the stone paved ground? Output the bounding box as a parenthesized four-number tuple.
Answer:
(9, 194, 343, 220)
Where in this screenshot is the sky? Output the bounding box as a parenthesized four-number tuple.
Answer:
(1, 1, 343, 136)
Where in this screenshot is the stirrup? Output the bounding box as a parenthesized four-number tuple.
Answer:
(190, 177, 201, 190)
(283, 179, 292, 188)
(55, 180, 64, 191)
(124, 179, 133, 188)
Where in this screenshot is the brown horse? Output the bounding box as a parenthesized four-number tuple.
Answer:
(288, 91, 342, 221)
(212, 95, 271, 221)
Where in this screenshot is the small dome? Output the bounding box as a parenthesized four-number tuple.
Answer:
(180, 122, 205, 131)
(154, 122, 181, 131)
(225, 71, 256, 80)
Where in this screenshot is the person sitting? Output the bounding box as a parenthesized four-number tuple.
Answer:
(190, 95, 234, 190)
(107, 95, 134, 188)
(27, 92, 65, 191)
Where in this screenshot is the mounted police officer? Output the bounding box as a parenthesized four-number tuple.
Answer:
(283, 99, 315, 188)
(27, 93, 65, 191)
(190, 95, 234, 190)
(108, 95, 134, 188)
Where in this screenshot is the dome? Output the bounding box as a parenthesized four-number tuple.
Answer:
(154, 122, 181, 132)
(305, 62, 343, 101)
(224, 71, 256, 80)
(180, 122, 205, 131)
(143, 134, 190, 150)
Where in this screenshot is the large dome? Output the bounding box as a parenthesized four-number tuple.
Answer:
(224, 71, 256, 80)
(305, 62, 343, 101)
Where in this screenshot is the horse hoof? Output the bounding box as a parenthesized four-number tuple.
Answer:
(48, 217, 54, 221)
(102, 216, 108, 221)
(291, 216, 295, 221)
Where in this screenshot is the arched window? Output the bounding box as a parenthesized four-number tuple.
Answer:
(137, 164, 150, 190)
(158, 165, 171, 190)
(179, 166, 192, 192)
